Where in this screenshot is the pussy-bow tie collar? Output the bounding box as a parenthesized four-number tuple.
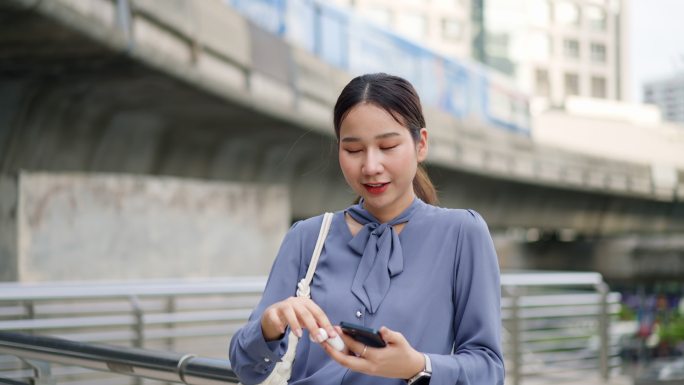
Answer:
(345, 198, 423, 314)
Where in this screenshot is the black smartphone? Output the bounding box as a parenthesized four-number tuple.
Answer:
(339, 321, 386, 348)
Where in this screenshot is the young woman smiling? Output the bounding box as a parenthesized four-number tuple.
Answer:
(229, 73, 504, 385)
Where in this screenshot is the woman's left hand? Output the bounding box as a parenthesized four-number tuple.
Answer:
(321, 325, 425, 379)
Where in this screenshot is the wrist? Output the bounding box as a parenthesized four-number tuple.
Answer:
(261, 319, 284, 342)
(406, 351, 426, 378)
(406, 353, 432, 385)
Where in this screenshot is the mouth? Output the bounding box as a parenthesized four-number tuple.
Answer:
(363, 182, 390, 195)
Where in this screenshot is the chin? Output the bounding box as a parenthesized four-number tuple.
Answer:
(361, 195, 390, 207)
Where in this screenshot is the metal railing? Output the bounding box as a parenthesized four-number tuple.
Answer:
(501, 272, 622, 385)
(0, 277, 264, 384)
(0, 273, 622, 384)
(0, 331, 238, 384)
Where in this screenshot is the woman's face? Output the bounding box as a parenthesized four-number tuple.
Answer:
(338, 103, 428, 222)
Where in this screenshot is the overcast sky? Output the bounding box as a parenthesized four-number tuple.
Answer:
(629, 0, 684, 102)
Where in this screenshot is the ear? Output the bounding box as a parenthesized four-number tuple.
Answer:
(416, 128, 428, 162)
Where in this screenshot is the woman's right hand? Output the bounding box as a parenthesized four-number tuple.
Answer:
(261, 297, 337, 343)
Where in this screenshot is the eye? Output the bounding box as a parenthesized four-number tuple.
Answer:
(380, 145, 398, 151)
(345, 148, 362, 154)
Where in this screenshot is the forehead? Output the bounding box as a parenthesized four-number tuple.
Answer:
(339, 103, 407, 136)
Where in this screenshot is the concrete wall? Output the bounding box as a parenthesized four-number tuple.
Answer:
(13, 172, 290, 282)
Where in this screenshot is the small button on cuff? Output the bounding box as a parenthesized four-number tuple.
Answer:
(355, 310, 363, 318)
(263, 357, 270, 362)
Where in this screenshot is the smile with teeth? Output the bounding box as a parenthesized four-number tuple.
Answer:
(363, 182, 390, 194)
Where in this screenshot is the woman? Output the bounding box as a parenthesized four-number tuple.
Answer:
(229, 73, 504, 385)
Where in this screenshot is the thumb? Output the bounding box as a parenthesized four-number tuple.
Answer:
(379, 326, 404, 345)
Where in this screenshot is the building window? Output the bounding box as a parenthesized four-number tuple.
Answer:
(591, 76, 606, 98)
(586, 5, 607, 31)
(536, 68, 550, 97)
(563, 39, 579, 59)
(555, 1, 580, 26)
(590, 43, 606, 63)
(397, 13, 427, 40)
(644, 87, 654, 102)
(564, 73, 579, 96)
(442, 18, 462, 41)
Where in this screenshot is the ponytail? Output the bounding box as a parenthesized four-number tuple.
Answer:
(413, 164, 438, 205)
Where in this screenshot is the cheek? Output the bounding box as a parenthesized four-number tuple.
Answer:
(338, 154, 356, 181)
(393, 150, 419, 177)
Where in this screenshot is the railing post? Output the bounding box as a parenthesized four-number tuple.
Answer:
(505, 286, 522, 385)
(596, 281, 610, 381)
(129, 295, 144, 385)
(166, 297, 176, 352)
(22, 301, 35, 332)
(21, 358, 56, 385)
(116, 0, 133, 47)
(129, 295, 144, 349)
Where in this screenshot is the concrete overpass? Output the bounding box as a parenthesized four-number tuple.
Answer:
(1, 0, 683, 236)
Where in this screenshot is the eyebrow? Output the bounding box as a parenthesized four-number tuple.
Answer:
(340, 132, 401, 143)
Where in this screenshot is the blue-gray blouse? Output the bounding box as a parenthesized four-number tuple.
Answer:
(229, 199, 504, 384)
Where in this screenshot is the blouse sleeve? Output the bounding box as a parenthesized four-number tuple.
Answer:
(228, 220, 307, 385)
(428, 210, 505, 385)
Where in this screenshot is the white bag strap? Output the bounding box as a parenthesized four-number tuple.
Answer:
(296, 212, 333, 298)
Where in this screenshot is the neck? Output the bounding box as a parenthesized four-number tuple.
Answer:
(363, 194, 416, 223)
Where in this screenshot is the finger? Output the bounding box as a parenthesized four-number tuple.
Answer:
(335, 326, 366, 355)
(322, 338, 371, 370)
(295, 304, 324, 342)
(281, 306, 302, 338)
(379, 326, 406, 346)
(302, 300, 337, 338)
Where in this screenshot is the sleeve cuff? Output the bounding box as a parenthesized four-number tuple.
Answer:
(238, 320, 289, 372)
(426, 353, 461, 385)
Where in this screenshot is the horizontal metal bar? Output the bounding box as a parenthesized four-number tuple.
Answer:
(520, 356, 622, 377)
(0, 278, 267, 301)
(0, 309, 253, 331)
(502, 303, 621, 319)
(501, 292, 621, 307)
(500, 272, 603, 286)
(0, 314, 138, 331)
(0, 272, 608, 302)
(0, 331, 239, 384)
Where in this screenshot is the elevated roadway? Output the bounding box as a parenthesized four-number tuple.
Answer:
(1, 0, 683, 235)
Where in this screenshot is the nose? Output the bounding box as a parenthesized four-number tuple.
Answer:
(362, 150, 383, 175)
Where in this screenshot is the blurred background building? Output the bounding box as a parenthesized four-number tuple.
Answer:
(479, 0, 629, 106)
(329, 0, 629, 107)
(330, 0, 474, 59)
(643, 72, 684, 124)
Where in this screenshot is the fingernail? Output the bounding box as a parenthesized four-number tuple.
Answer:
(317, 332, 326, 343)
(295, 328, 302, 338)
